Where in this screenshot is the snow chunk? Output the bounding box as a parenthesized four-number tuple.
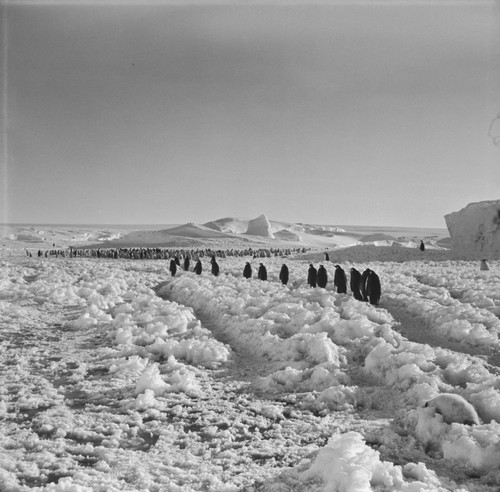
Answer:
(135, 363, 169, 395)
(301, 431, 443, 491)
(424, 393, 480, 426)
(135, 359, 204, 397)
(109, 355, 149, 375)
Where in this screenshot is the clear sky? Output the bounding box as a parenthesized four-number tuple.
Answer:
(2, 0, 500, 228)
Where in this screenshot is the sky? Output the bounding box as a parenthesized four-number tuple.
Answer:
(2, 0, 500, 228)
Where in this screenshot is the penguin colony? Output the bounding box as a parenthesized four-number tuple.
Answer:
(43, 246, 308, 260)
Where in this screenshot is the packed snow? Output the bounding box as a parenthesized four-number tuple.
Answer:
(1, 220, 500, 491)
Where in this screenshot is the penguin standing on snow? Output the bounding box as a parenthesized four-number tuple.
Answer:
(183, 255, 190, 271)
(317, 265, 328, 288)
(169, 259, 177, 277)
(307, 264, 317, 287)
(211, 255, 220, 276)
(360, 269, 371, 302)
(334, 265, 347, 293)
(279, 264, 289, 285)
(243, 262, 252, 279)
(258, 263, 267, 281)
(350, 268, 363, 300)
(193, 260, 202, 275)
(366, 270, 381, 305)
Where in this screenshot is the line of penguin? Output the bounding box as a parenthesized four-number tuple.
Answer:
(32, 246, 308, 260)
(169, 255, 381, 306)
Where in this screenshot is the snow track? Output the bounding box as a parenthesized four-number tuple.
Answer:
(155, 281, 351, 487)
(382, 266, 500, 354)
(155, 275, 485, 490)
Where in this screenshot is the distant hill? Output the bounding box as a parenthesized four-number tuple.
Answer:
(81, 222, 243, 249)
(158, 223, 229, 239)
(5, 215, 449, 251)
(203, 217, 249, 234)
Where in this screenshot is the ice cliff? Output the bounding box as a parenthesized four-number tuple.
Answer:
(245, 214, 275, 239)
(444, 200, 500, 259)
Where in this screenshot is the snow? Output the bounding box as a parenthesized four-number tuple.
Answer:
(1, 220, 500, 491)
(445, 200, 500, 260)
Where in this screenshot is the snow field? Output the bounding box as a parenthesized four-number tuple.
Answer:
(158, 258, 500, 481)
(414, 263, 500, 317)
(64, 261, 233, 399)
(381, 263, 500, 348)
(0, 258, 236, 490)
(1, 255, 500, 490)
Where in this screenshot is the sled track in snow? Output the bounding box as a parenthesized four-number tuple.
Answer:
(154, 282, 356, 488)
(383, 297, 500, 373)
(414, 274, 500, 316)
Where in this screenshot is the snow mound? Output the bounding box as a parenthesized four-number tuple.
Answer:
(70, 231, 123, 242)
(90, 223, 230, 248)
(162, 223, 229, 239)
(359, 233, 397, 243)
(245, 214, 275, 238)
(294, 223, 346, 235)
(203, 217, 249, 234)
(301, 431, 445, 491)
(94, 231, 123, 242)
(12, 233, 43, 242)
(445, 200, 500, 259)
(274, 229, 301, 241)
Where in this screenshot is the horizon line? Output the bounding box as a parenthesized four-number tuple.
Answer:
(0, 221, 449, 230)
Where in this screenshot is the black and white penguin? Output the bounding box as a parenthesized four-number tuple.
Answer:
(169, 259, 177, 277)
(360, 269, 371, 302)
(366, 270, 381, 305)
(317, 265, 328, 288)
(334, 265, 347, 294)
(193, 260, 202, 275)
(243, 262, 252, 279)
(307, 264, 317, 288)
(279, 264, 289, 285)
(350, 268, 363, 301)
(211, 258, 220, 276)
